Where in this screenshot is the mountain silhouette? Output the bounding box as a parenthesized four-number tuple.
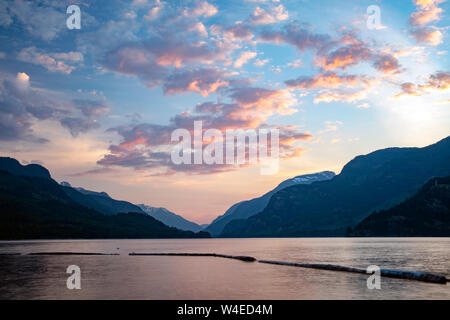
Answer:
(60, 182, 146, 216)
(0, 157, 51, 179)
(221, 136, 450, 237)
(0, 157, 210, 240)
(349, 176, 450, 236)
(138, 204, 204, 232)
(205, 171, 335, 236)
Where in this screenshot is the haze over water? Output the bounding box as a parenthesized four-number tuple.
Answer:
(0, 238, 449, 300)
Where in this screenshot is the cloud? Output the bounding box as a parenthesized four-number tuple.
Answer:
(183, 1, 218, 17)
(259, 23, 331, 51)
(248, 5, 289, 24)
(286, 59, 303, 68)
(356, 103, 370, 109)
(187, 22, 209, 37)
(144, 0, 165, 20)
(60, 117, 100, 137)
(318, 120, 343, 134)
(254, 58, 269, 67)
(261, 27, 401, 75)
(102, 45, 167, 87)
(410, 5, 443, 25)
(223, 24, 254, 41)
(16, 72, 30, 87)
(394, 71, 450, 98)
(76, 20, 139, 56)
(17, 47, 83, 74)
(98, 122, 311, 176)
(315, 42, 372, 70)
(96, 84, 309, 175)
(74, 100, 110, 118)
(0, 2, 12, 27)
(69, 167, 115, 177)
(0, 72, 56, 142)
(409, 0, 446, 45)
(163, 68, 230, 96)
(285, 72, 364, 90)
(62, 98, 111, 137)
(314, 87, 371, 104)
(285, 68, 380, 106)
(315, 35, 402, 74)
(3, 0, 66, 40)
(234, 51, 257, 68)
(102, 37, 230, 87)
(372, 54, 401, 74)
(411, 27, 443, 46)
(229, 87, 299, 117)
(0, 72, 111, 141)
(415, 0, 446, 9)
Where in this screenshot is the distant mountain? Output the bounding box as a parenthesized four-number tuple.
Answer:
(206, 171, 335, 236)
(74, 185, 111, 199)
(60, 181, 145, 216)
(349, 176, 450, 237)
(221, 136, 450, 237)
(59, 182, 202, 232)
(0, 157, 51, 179)
(138, 204, 203, 232)
(0, 157, 210, 239)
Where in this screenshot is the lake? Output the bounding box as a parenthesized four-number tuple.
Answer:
(0, 238, 449, 299)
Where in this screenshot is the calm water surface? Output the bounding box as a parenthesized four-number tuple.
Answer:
(0, 238, 449, 299)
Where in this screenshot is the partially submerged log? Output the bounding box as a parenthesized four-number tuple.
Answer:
(29, 252, 119, 256)
(259, 260, 366, 274)
(129, 252, 256, 262)
(258, 260, 448, 284)
(380, 269, 448, 284)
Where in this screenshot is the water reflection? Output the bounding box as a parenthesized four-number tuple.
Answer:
(0, 238, 449, 299)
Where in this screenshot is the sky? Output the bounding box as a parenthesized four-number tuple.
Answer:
(0, 0, 449, 224)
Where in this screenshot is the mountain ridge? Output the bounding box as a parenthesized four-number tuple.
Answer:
(0, 157, 51, 179)
(138, 204, 204, 232)
(348, 176, 450, 236)
(205, 171, 335, 236)
(221, 136, 450, 237)
(0, 157, 210, 239)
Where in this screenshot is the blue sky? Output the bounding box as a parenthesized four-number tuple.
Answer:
(0, 0, 449, 223)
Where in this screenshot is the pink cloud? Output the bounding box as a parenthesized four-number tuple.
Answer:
(315, 43, 372, 70)
(314, 87, 371, 104)
(394, 71, 450, 98)
(259, 23, 331, 51)
(224, 24, 254, 41)
(409, 0, 446, 45)
(102, 37, 230, 87)
(97, 84, 310, 175)
(163, 68, 230, 97)
(248, 5, 289, 24)
(233, 51, 257, 68)
(183, 1, 218, 17)
(372, 54, 401, 74)
(285, 72, 364, 90)
(17, 47, 83, 74)
(410, 5, 443, 25)
(411, 27, 443, 46)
